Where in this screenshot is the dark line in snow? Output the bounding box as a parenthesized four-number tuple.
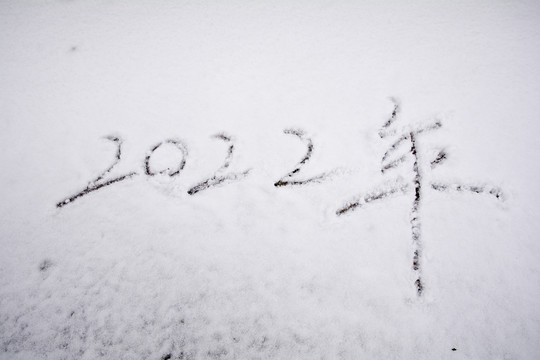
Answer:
(410, 132, 424, 296)
(336, 184, 409, 216)
(144, 139, 188, 177)
(430, 150, 447, 168)
(187, 133, 250, 195)
(57, 173, 137, 208)
(431, 182, 503, 200)
(57, 136, 138, 208)
(381, 154, 408, 174)
(273, 128, 332, 187)
(379, 98, 400, 138)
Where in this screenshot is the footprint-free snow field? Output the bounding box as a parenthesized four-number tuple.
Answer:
(1, 1, 539, 359)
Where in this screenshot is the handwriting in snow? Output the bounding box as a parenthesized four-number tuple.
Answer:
(336, 98, 503, 295)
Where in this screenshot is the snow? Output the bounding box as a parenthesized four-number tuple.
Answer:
(1, 0, 539, 359)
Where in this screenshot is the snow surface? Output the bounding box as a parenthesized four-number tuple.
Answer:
(1, 0, 540, 359)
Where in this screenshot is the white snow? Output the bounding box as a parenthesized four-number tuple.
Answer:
(1, 1, 539, 359)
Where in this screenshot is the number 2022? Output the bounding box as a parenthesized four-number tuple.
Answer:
(57, 129, 330, 208)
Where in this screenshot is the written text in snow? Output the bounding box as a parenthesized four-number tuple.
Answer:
(56, 99, 504, 296)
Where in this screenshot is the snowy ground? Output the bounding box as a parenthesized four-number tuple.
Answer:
(1, 1, 540, 359)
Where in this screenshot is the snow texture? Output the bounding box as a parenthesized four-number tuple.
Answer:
(1, 0, 540, 359)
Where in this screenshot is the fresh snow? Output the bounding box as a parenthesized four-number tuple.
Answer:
(1, 1, 539, 359)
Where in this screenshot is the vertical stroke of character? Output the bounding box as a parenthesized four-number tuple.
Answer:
(336, 98, 503, 296)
